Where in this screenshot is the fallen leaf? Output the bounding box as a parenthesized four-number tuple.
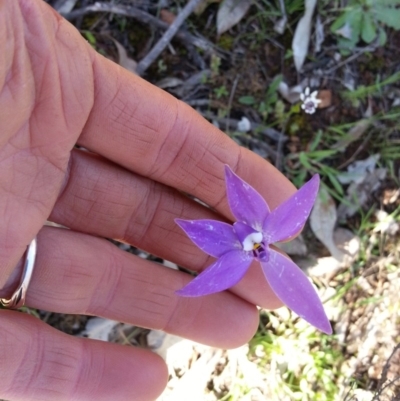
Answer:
(373, 210, 399, 235)
(333, 227, 360, 261)
(310, 186, 345, 261)
(382, 188, 400, 205)
(274, 16, 287, 34)
(315, 14, 325, 52)
(292, 0, 317, 71)
(217, 0, 252, 35)
(160, 9, 176, 25)
(337, 154, 380, 184)
(316, 89, 332, 108)
(155, 77, 184, 90)
(111, 38, 137, 74)
(278, 80, 304, 103)
(81, 318, 119, 341)
(332, 119, 371, 150)
(53, 0, 78, 13)
(338, 168, 387, 219)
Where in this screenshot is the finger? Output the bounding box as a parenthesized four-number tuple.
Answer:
(2, 226, 259, 349)
(0, 310, 167, 401)
(77, 33, 295, 217)
(0, 0, 93, 285)
(50, 149, 282, 309)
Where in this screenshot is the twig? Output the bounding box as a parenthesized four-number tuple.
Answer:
(373, 343, 400, 400)
(274, 119, 288, 172)
(337, 131, 372, 170)
(62, 2, 215, 54)
(136, 0, 204, 75)
(226, 75, 240, 133)
(325, 45, 377, 74)
(201, 111, 287, 142)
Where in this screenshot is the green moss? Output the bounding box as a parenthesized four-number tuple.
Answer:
(217, 34, 234, 50)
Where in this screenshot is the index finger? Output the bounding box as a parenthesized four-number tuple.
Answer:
(78, 52, 296, 215)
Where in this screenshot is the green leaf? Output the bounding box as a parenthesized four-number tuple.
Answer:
(82, 30, 96, 45)
(299, 152, 312, 169)
(361, 13, 377, 43)
(326, 172, 344, 196)
(373, 0, 400, 5)
(374, 7, 400, 29)
(378, 27, 388, 45)
(331, 10, 351, 32)
(266, 75, 282, 98)
(309, 130, 323, 152)
(238, 96, 256, 105)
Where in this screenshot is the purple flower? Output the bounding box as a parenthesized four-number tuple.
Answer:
(176, 166, 332, 334)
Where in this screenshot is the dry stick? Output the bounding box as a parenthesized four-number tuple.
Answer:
(325, 45, 377, 74)
(135, 0, 204, 76)
(62, 3, 214, 54)
(225, 75, 240, 133)
(200, 111, 287, 142)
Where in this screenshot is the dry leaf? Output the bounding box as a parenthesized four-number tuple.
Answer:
(310, 186, 345, 261)
(81, 318, 119, 341)
(278, 81, 304, 103)
(160, 9, 177, 25)
(53, 0, 78, 13)
(333, 227, 360, 261)
(274, 16, 287, 34)
(111, 38, 137, 74)
(338, 168, 387, 219)
(332, 119, 371, 150)
(337, 154, 380, 184)
(217, 0, 252, 35)
(315, 14, 324, 52)
(155, 77, 184, 89)
(292, 0, 317, 71)
(316, 89, 332, 108)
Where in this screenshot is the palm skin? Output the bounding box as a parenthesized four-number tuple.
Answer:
(0, 1, 297, 400)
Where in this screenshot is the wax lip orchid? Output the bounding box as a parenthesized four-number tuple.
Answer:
(175, 166, 332, 335)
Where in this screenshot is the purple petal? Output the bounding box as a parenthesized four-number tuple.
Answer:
(225, 166, 270, 231)
(263, 175, 320, 243)
(176, 250, 253, 297)
(261, 249, 332, 334)
(176, 219, 240, 258)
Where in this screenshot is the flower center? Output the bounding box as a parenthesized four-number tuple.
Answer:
(233, 222, 269, 262)
(242, 232, 263, 251)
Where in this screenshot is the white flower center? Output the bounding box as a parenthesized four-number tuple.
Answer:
(242, 232, 263, 251)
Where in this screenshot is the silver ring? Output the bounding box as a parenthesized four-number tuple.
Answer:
(0, 237, 37, 309)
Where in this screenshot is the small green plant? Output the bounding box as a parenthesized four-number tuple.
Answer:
(331, 0, 400, 51)
(258, 75, 283, 120)
(249, 311, 343, 401)
(214, 85, 229, 99)
(157, 59, 167, 73)
(81, 30, 97, 47)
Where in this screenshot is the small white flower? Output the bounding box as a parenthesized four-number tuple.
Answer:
(300, 87, 321, 114)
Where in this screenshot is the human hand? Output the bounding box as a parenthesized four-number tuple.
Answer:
(0, 1, 296, 400)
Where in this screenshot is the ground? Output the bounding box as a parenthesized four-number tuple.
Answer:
(38, 0, 400, 399)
